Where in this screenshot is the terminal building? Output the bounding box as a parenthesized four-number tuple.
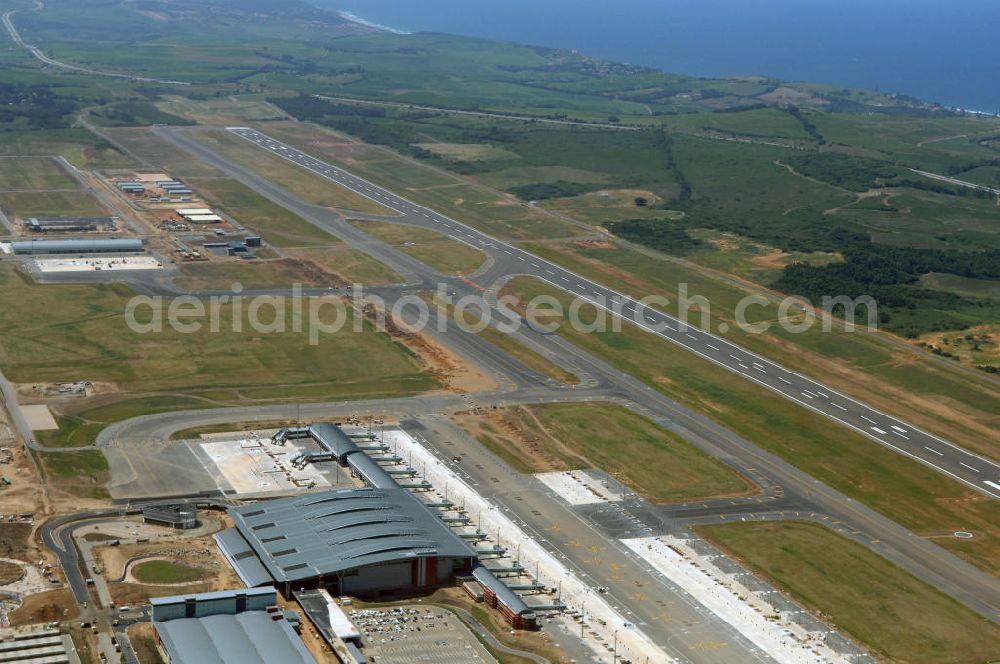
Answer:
(217, 487, 477, 595)
(214, 423, 539, 630)
(10, 238, 143, 255)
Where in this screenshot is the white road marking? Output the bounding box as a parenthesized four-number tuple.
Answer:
(831, 403, 847, 411)
(984, 480, 1000, 491)
(707, 344, 719, 351)
(924, 446, 943, 456)
(960, 462, 980, 473)
(870, 426, 887, 435)
(861, 415, 877, 425)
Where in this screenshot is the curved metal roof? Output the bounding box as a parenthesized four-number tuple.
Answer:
(11, 238, 143, 254)
(228, 487, 475, 584)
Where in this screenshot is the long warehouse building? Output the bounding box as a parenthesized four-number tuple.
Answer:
(11, 238, 143, 255)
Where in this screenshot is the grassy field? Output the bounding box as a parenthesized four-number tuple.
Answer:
(0, 156, 78, 190)
(503, 277, 1000, 574)
(187, 178, 334, 247)
(0, 190, 106, 219)
(696, 521, 1000, 664)
(349, 219, 486, 275)
(195, 129, 397, 215)
(521, 241, 1000, 460)
(256, 122, 583, 241)
(423, 293, 579, 384)
(38, 450, 110, 500)
(286, 245, 404, 285)
(36, 396, 209, 449)
(0, 264, 436, 405)
(175, 259, 337, 291)
(156, 95, 286, 125)
(0, 128, 134, 170)
(101, 127, 223, 178)
(460, 403, 752, 502)
(131, 560, 209, 584)
(477, 326, 580, 384)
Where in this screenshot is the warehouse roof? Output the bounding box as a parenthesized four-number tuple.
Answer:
(228, 487, 476, 584)
(11, 238, 143, 254)
(154, 611, 312, 664)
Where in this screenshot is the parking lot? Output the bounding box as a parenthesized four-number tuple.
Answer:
(352, 605, 496, 664)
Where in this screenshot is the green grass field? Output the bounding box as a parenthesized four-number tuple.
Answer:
(257, 122, 583, 241)
(131, 560, 209, 585)
(0, 156, 78, 190)
(285, 245, 404, 286)
(0, 190, 106, 219)
(195, 129, 397, 215)
(188, 178, 336, 247)
(521, 241, 1000, 460)
(0, 264, 436, 405)
(174, 259, 335, 291)
(503, 277, 1000, 574)
(463, 403, 752, 502)
(38, 449, 110, 500)
(477, 326, 580, 385)
(101, 127, 224, 178)
(349, 219, 486, 275)
(696, 521, 1000, 664)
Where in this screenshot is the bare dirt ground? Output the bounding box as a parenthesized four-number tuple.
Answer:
(360, 304, 496, 394)
(94, 514, 230, 583)
(7, 588, 78, 626)
(453, 409, 571, 473)
(0, 447, 45, 518)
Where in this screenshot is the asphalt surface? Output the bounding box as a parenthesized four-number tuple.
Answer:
(5, 112, 993, 661)
(136, 124, 1000, 624)
(221, 125, 1000, 501)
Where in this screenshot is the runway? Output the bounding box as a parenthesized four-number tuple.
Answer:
(220, 125, 1000, 501)
(126, 125, 1000, 625)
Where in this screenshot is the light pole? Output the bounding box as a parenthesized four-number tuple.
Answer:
(613, 628, 619, 663)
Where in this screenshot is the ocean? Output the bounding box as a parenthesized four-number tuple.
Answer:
(314, 0, 1000, 113)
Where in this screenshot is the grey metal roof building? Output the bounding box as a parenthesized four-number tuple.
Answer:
(155, 612, 313, 664)
(11, 238, 143, 255)
(221, 487, 476, 594)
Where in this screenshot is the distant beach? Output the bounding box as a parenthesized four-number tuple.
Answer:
(322, 0, 1000, 113)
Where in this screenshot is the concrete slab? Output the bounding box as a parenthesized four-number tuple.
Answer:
(198, 437, 330, 495)
(536, 470, 622, 505)
(32, 256, 162, 273)
(20, 404, 58, 431)
(622, 537, 849, 664)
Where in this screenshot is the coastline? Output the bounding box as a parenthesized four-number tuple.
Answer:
(338, 10, 410, 35)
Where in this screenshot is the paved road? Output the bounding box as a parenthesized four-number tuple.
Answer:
(222, 125, 1000, 501)
(1, 1, 188, 85)
(313, 94, 640, 131)
(145, 124, 1000, 623)
(911, 167, 1000, 195)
